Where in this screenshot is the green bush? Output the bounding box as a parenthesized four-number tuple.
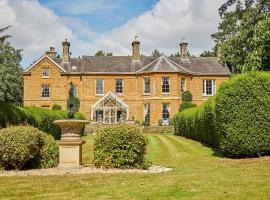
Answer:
(94, 125, 150, 169)
(174, 97, 218, 147)
(0, 126, 58, 170)
(142, 121, 150, 127)
(179, 102, 197, 112)
(216, 72, 270, 157)
(158, 119, 163, 126)
(0, 103, 85, 139)
(182, 91, 193, 102)
(52, 104, 62, 110)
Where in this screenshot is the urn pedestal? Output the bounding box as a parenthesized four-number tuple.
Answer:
(53, 120, 89, 167)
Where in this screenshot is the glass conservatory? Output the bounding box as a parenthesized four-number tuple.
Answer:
(91, 92, 129, 124)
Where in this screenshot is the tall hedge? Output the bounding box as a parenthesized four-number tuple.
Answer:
(216, 72, 270, 157)
(174, 72, 270, 158)
(0, 103, 85, 139)
(174, 97, 218, 147)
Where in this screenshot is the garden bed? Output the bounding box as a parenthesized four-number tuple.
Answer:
(0, 165, 171, 177)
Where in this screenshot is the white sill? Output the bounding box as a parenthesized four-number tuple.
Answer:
(42, 76, 50, 79)
(202, 94, 214, 97)
(162, 93, 170, 95)
(41, 97, 50, 99)
(143, 93, 150, 96)
(95, 94, 104, 97)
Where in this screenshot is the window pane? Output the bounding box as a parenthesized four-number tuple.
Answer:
(162, 77, 170, 93)
(206, 80, 212, 95)
(144, 78, 150, 94)
(115, 79, 123, 94)
(144, 103, 150, 123)
(42, 68, 50, 77)
(96, 79, 104, 95)
(42, 85, 50, 97)
(181, 78, 186, 92)
(162, 103, 170, 120)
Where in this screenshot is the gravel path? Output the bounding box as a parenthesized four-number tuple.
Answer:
(0, 165, 171, 177)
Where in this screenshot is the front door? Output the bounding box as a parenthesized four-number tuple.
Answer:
(104, 107, 117, 124)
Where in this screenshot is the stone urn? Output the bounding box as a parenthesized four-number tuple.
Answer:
(53, 119, 89, 167)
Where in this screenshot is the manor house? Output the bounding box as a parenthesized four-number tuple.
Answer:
(23, 37, 230, 125)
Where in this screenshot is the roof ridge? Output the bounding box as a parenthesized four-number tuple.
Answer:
(136, 56, 161, 73)
(163, 56, 179, 71)
(166, 57, 192, 73)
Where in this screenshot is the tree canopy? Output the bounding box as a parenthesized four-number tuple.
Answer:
(0, 26, 23, 103)
(95, 50, 113, 56)
(212, 0, 269, 72)
(151, 49, 163, 58)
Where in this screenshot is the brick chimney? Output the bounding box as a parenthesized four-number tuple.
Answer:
(180, 38, 188, 60)
(45, 47, 57, 58)
(132, 36, 140, 61)
(62, 39, 70, 63)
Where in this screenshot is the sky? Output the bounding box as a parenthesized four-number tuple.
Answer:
(0, 0, 225, 68)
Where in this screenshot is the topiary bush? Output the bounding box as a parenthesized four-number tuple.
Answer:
(0, 126, 58, 170)
(94, 125, 150, 169)
(179, 91, 197, 112)
(52, 104, 62, 110)
(179, 102, 197, 112)
(182, 91, 193, 102)
(216, 72, 270, 157)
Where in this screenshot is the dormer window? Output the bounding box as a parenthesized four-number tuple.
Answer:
(42, 67, 50, 78)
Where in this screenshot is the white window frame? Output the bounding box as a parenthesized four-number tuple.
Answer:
(41, 85, 50, 98)
(115, 79, 123, 95)
(162, 103, 170, 122)
(95, 79, 104, 96)
(203, 80, 216, 96)
(42, 67, 50, 79)
(181, 78, 186, 93)
(162, 77, 170, 94)
(143, 103, 150, 123)
(144, 77, 150, 95)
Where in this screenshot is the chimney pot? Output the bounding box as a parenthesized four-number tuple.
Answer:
(132, 36, 140, 61)
(180, 38, 188, 60)
(45, 46, 56, 58)
(62, 39, 70, 62)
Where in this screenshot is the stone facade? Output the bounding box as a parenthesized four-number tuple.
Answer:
(23, 38, 230, 126)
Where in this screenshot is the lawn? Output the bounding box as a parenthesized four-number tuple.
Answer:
(0, 133, 270, 200)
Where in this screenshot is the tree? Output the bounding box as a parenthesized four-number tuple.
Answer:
(95, 50, 113, 56)
(200, 44, 218, 57)
(170, 52, 180, 57)
(212, 0, 269, 72)
(0, 26, 23, 103)
(243, 13, 270, 71)
(151, 49, 163, 58)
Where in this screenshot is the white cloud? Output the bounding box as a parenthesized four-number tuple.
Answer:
(92, 0, 224, 56)
(0, 0, 225, 67)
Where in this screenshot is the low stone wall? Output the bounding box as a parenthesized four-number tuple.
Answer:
(84, 123, 174, 134)
(143, 126, 174, 134)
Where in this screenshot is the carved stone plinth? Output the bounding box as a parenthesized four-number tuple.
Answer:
(53, 120, 89, 167)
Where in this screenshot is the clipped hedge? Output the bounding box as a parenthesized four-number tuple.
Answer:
(216, 72, 270, 157)
(0, 103, 85, 139)
(174, 72, 270, 158)
(0, 126, 58, 170)
(94, 125, 150, 169)
(174, 97, 218, 147)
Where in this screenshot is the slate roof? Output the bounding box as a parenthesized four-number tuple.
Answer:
(27, 54, 231, 76)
